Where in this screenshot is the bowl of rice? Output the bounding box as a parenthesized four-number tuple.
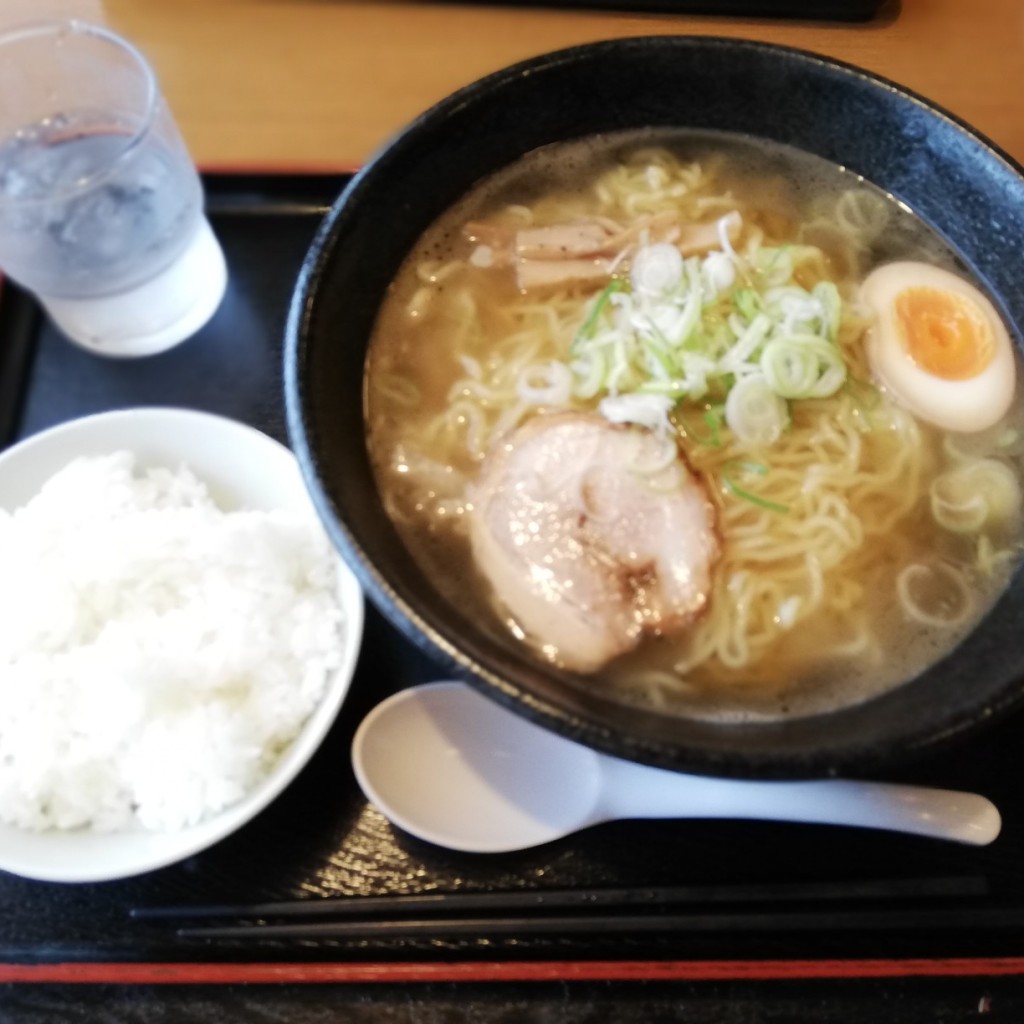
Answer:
(0, 407, 363, 882)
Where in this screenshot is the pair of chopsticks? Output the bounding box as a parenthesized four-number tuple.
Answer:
(131, 876, 1011, 941)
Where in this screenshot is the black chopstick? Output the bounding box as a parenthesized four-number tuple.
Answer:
(132, 875, 987, 922)
(176, 905, 1024, 941)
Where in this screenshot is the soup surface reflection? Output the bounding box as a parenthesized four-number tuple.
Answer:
(364, 130, 1024, 720)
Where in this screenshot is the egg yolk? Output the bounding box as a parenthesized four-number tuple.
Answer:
(895, 286, 994, 381)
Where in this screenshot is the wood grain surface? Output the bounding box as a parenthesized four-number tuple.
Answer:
(94, 0, 1024, 169)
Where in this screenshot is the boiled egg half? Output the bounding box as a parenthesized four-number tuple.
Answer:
(861, 261, 1016, 433)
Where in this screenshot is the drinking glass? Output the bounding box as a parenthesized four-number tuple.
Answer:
(0, 20, 226, 356)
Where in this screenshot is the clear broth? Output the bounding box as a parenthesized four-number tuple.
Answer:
(365, 129, 1024, 721)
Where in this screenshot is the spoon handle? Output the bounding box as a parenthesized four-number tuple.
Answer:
(600, 765, 1001, 845)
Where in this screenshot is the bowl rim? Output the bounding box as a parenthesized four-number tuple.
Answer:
(299, 33, 1024, 266)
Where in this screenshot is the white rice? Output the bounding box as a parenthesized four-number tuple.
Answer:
(0, 452, 346, 833)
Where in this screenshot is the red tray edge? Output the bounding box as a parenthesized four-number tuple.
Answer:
(4, 956, 1024, 986)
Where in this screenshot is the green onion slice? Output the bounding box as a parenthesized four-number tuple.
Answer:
(722, 474, 790, 514)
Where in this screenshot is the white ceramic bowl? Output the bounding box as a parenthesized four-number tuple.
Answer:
(0, 407, 364, 882)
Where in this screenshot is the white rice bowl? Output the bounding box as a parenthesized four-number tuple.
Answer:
(0, 408, 363, 882)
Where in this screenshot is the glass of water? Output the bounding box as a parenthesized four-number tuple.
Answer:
(0, 20, 226, 356)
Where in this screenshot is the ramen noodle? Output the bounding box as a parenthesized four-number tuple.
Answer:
(364, 130, 1024, 721)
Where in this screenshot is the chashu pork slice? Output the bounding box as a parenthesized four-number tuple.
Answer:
(468, 413, 719, 672)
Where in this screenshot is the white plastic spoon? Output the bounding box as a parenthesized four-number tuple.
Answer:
(351, 681, 1001, 853)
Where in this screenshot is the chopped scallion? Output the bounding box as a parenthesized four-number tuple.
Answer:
(725, 459, 769, 476)
(696, 405, 725, 446)
(722, 475, 790, 513)
(574, 279, 624, 347)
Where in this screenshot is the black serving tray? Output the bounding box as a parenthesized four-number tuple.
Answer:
(3, 173, 1024, 988)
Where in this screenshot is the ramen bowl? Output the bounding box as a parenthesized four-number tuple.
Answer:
(285, 36, 1024, 778)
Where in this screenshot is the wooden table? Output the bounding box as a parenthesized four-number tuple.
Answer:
(3, 6, 1024, 1022)
(100, 0, 1024, 171)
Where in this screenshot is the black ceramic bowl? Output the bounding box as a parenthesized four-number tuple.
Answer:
(285, 36, 1024, 778)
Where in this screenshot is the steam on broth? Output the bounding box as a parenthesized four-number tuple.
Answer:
(364, 129, 1024, 720)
